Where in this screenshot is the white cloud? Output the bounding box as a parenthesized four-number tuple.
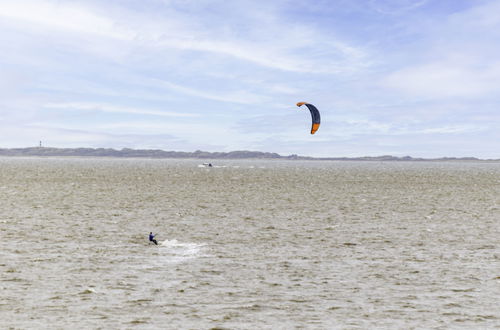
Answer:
(1, 0, 498, 157)
(0, 1, 133, 40)
(380, 1, 500, 99)
(369, 0, 429, 15)
(382, 60, 500, 98)
(44, 102, 199, 117)
(0, 0, 368, 74)
(153, 79, 270, 105)
(418, 125, 484, 134)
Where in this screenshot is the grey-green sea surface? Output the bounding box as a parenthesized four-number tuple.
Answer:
(1, 157, 499, 329)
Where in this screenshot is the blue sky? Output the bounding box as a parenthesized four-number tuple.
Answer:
(1, 0, 499, 158)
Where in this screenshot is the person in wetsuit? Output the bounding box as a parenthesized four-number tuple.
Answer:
(149, 232, 158, 245)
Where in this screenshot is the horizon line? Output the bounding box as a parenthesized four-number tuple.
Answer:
(0, 146, 498, 161)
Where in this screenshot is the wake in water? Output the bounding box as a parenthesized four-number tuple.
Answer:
(158, 239, 205, 263)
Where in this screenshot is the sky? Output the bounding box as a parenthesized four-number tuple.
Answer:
(0, 0, 499, 158)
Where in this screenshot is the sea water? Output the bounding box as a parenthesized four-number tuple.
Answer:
(0, 157, 499, 329)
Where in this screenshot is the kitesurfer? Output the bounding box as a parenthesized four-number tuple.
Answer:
(149, 232, 158, 245)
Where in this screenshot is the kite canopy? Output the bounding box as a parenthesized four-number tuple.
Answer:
(297, 102, 320, 134)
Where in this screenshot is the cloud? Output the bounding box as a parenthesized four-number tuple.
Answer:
(44, 102, 199, 117)
(380, 1, 500, 100)
(0, 0, 368, 74)
(1, 0, 498, 157)
(368, 0, 429, 15)
(418, 125, 483, 134)
(152, 79, 270, 105)
(382, 60, 500, 99)
(24, 118, 236, 151)
(0, 1, 132, 40)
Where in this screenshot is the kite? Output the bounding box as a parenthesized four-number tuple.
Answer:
(296, 102, 320, 134)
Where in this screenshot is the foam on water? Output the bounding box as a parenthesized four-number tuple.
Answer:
(159, 239, 205, 263)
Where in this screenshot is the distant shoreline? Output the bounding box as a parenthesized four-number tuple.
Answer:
(0, 147, 498, 162)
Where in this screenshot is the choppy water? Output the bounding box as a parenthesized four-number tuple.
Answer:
(1, 157, 499, 329)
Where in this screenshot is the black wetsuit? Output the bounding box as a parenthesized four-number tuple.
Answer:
(149, 233, 158, 245)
